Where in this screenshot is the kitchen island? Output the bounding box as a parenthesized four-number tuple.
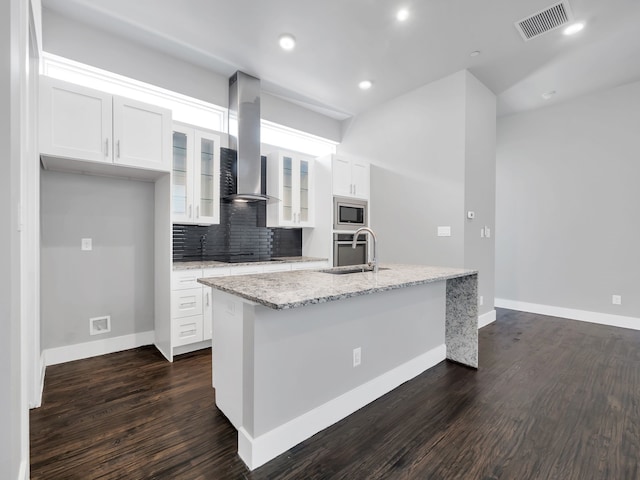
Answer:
(199, 264, 478, 470)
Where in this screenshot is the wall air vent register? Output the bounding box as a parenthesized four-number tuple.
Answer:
(515, 1, 574, 41)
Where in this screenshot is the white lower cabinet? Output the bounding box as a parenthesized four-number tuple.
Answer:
(169, 260, 329, 359)
(173, 315, 204, 347)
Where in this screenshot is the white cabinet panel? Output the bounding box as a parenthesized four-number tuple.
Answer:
(332, 157, 352, 198)
(171, 288, 204, 318)
(40, 76, 112, 164)
(351, 160, 370, 200)
(171, 269, 203, 290)
(172, 315, 204, 347)
(113, 97, 171, 171)
(332, 156, 370, 200)
(203, 289, 212, 341)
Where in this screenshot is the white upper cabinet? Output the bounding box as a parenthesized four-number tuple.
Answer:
(332, 156, 370, 200)
(40, 76, 171, 172)
(40, 77, 112, 164)
(113, 97, 171, 171)
(267, 150, 315, 228)
(172, 123, 220, 225)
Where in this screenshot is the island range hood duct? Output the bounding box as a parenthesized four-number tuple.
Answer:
(226, 71, 271, 202)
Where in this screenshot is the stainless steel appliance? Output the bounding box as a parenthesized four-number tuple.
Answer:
(334, 233, 368, 267)
(333, 197, 367, 231)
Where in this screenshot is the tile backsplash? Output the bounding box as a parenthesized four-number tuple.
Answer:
(173, 148, 302, 262)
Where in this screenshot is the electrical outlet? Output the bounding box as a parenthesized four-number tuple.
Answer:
(480, 228, 485, 238)
(479, 295, 484, 306)
(353, 347, 361, 367)
(437, 226, 451, 237)
(484, 227, 491, 238)
(81, 238, 92, 251)
(612, 295, 622, 305)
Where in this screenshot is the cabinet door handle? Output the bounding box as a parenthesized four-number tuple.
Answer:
(179, 301, 197, 308)
(189, 204, 192, 218)
(105, 139, 109, 157)
(353, 184, 357, 196)
(206, 292, 210, 307)
(179, 329, 197, 338)
(116, 140, 121, 158)
(196, 205, 200, 218)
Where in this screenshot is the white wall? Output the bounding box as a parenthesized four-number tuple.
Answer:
(338, 70, 496, 315)
(339, 71, 467, 266)
(42, 8, 342, 142)
(463, 71, 497, 312)
(40, 171, 156, 349)
(496, 80, 640, 319)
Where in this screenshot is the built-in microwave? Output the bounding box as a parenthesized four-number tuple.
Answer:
(333, 197, 367, 231)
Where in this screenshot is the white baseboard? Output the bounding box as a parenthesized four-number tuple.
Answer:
(238, 343, 447, 470)
(495, 298, 640, 331)
(172, 340, 211, 358)
(478, 309, 496, 329)
(43, 331, 155, 366)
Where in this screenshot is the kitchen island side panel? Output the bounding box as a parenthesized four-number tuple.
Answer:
(248, 281, 446, 437)
(445, 274, 478, 368)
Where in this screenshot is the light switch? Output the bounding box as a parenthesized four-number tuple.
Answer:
(437, 226, 451, 237)
(81, 238, 92, 251)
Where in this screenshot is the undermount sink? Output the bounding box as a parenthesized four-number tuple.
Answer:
(321, 267, 390, 275)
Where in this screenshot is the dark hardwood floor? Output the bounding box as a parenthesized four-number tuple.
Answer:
(31, 309, 640, 479)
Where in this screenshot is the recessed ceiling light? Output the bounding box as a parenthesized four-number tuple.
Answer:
(563, 22, 584, 36)
(542, 90, 556, 100)
(396, 9, 409, 22)
(470, 50, 481, 57)
(278, 34, 296, 51)
(358, 80, 373, 90)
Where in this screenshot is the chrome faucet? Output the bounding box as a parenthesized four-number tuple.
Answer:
(352, 227, 378, 273)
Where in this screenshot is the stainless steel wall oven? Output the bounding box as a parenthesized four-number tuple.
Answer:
(333, 233, 368, 267)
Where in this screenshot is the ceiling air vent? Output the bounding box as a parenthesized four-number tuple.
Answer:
(515, 1, 574, 41)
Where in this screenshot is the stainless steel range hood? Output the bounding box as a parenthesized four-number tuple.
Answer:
(226, 71, 270, 201)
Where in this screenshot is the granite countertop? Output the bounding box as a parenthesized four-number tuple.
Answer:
(198, 264, 477, 310)
(173, 256, 327, 271)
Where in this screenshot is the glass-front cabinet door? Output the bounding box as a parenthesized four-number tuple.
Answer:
(172, 127, 193, 223)
(195, 130, 220, 224)
(267, 150, 314, 228)
(298, 159, 309, 224)
(281, 155, 294, 223)
(171, 123, 220, 225)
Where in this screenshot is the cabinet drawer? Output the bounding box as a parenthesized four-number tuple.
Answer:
(172, 269, 203, 290)
(172, 315, 203, 347)
(171, 288, 203, 318)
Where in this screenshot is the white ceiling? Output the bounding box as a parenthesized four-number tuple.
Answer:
(42, 0, 640, 119)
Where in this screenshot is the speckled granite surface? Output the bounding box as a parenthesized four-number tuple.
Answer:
(173, 256, 327, 271)
(445, 275, 478, 368)
(198, 264, 476, 310)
